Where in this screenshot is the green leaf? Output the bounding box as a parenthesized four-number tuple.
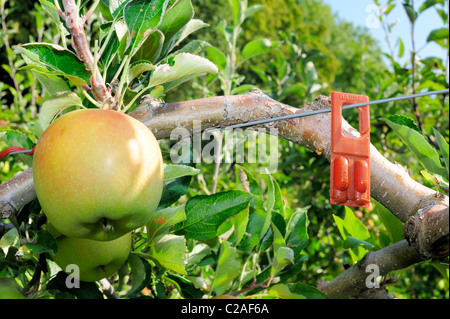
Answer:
(149, 234, 187, 274)
(343, 236, 376, 250)
(285, 209, 309, 256)
(124, 0, 170, 55)
(271, 223, 286, 255)
(238, 203, 266, 251)
(269, 283, 328, 299)
(242, 39, 281, 61)
(128, 60, 155, 84)
(158, 0, 194, 56)
(206, 46, 227, 71)
(146, 204, 186, 238)
(384, 116, 447, 177)
(384, 114, 420, 132)
(166, 274, 203, 299)
(131, 29, 165, 63)
(230, 206, 249, 246)
(260, 175, 276, 239)
(374, 201, 404, 245)
(158, 174, 192, 208)
(427, 27, 449, 42)
(39, 92, 83, 130)
(343, 207, 370, 241)
(27, 230, 58, 255)
(38, 0, 63, 25)
(268, 283, 306, 299)
(228, 0, 246, 27)
(333, 208, 370, 241)
(417, 79, 448, 92)
(420, 0, 445, 12)
(244, 4, 266, 20)
(211, 241, 241, 295)
(433, 128, 449, 176)
(127, 253, 152, 295)
(403, 3, 418, 23)
(171, 19, 209, 49)
(0, 228, 20, 256)
(99, 21, 125, 68)
(333, 208, 371, 263)
(398, 37, 404, 58)
(174, 39, 211, 56)
(182, 190, 254, 240)
(270, 175, 284, 212)
(421, 170, 449, 191)
(31, 69, 71, 96)
(15, 43, 91, 85)
(148, 52, 218, 87)
(163, 163, 200, 182)
(186, 242, 212, 267)
(271, 246, 294, 277)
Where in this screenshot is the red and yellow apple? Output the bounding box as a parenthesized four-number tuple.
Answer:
(33, 109, 164, 241)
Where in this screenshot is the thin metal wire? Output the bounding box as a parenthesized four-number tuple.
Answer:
(217, 89, 449, 131)
(7, 150, 31, 155)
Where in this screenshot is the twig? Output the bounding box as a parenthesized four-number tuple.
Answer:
(230, 278, 272, 296)
(57, 0, 111, 104)
(23, 254, 48, 298)
(99, 278, 120, 299)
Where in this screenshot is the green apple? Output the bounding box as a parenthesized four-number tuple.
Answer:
(52, 232, 132, 282)
(0, 278, 25, 299)
(33, 109, 164, 241)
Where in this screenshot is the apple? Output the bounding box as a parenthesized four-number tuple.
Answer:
(33, 109, 164, 241)
(52, 232, 132, 282)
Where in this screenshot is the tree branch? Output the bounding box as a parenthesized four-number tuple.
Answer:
(60, 0, 111, 103)
(317, 240, 425, 299)
(0, 168, 35, 219)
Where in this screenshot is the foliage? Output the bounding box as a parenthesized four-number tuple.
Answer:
(0, 0, 449, 299)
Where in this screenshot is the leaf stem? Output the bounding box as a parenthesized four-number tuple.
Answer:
(77, 84, 101, 107)
(116, 55, 131, 110)
(122, 81, 153, 113)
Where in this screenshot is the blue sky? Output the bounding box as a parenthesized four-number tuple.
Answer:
(321, 0, 448, 66)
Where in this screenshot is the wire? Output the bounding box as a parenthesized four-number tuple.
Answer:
(218, 89, 449, 131)
(0, 145, 35, 160)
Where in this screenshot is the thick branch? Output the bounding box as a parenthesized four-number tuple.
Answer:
(0, 168, 35, 219)
(317, 240, 424, 299)
(403, 205, 449, 259)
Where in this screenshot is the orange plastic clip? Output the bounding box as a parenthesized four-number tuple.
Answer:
(330, 92, 371, 208)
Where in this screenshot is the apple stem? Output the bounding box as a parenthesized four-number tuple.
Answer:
(101, 218, 114, 233)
